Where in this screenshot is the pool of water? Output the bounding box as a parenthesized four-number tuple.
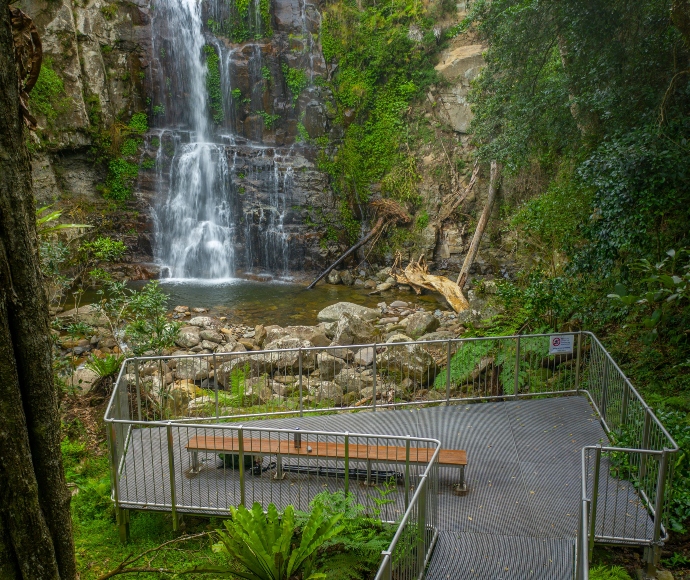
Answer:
(73, 278, 447, 327)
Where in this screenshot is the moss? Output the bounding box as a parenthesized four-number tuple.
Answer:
(103, 158, 139, 201)
(128, 112, 148, 134)
(29, 58, 68, 123)
(203, 45, 223, 125)
(100, 3, 117, 19)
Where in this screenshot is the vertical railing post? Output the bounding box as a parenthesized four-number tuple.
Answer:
(648, 449, 670, 576)
(446, 340, 452, 405)
(640, 410, 652, 480)
(166, 422, 178, 531)
(372, 343, 377, 411)
(344, 432, 350, 496)
(298, 349, 304, 417)
(588, 445, 602, 559)
(109, 422, 129, 542)
(575, 330, 582, 393)
(213, 353, 219, 419)
(417, 475, 428, 574)
(380, 551, 392, 580)
(238, 426, 246, 507)
(600, 358, 609, 422)
(404, 437, 411, 509)
(134, 358, 142, 422)
(513, 335, 521, 399)
(620, 382, 630, 429)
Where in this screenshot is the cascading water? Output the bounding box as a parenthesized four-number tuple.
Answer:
(147, 0, 329, 278)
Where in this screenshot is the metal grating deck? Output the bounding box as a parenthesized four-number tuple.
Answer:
(117, 396, 651, 579)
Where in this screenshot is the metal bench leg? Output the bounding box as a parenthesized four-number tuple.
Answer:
(454, 465, 467, 495)
(273, 453, 285, 480)
(191, 451, 199, 474)
(366, 460, 372, 486)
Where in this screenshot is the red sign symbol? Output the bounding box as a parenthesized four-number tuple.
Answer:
(552, 337, 561, 347)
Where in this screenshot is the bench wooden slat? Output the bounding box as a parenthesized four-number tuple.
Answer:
(186, 436, 466, 467)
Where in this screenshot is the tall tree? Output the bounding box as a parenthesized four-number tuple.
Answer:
(0, 1, 77, 578)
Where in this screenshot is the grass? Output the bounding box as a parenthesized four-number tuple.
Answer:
(589, 564, 632, 579)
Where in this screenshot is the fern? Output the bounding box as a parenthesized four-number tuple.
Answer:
(85, 353, 124, 378)
(213, 502, 343, 580)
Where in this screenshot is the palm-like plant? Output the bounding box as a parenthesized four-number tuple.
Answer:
(213, 502, 343, 580)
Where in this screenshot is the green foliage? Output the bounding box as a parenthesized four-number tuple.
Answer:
(120, 138, 140, 157)
(261, 65, 272, 82)
(203, 45, 224, 125)
(213, 502, 343, 580)
(258, 110, 280, 129)
(29, 58, 68, 122)
(125, 281, 180, 355)
(232, 88, 242, 100)
(80, 237, 127, 262)
(141, 157, 155, 169)
(415, 211, 429, 231)
(205, 0, 272, 43)
(589, 565, 631, 579)
(36, 205, 91, 237)
(281, 64, 308, 103)
(152, 104, 165, 116)
(295, 121, 309, 142)
(104, 158, 139, 200)
(84, 354, 124, 379)
(128, 112, 148, 134)
(100, 3, 117, 20)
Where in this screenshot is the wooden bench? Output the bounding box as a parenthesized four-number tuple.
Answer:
(186, 435, 467, 489)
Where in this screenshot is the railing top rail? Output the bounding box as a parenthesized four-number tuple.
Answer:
(580, 444, 665, 456)
(104, 417, 442, 446)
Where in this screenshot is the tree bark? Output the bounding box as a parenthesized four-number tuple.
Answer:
(457, 161, 501, 289)
(0, 2, 77, 578)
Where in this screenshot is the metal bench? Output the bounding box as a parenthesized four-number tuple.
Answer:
(186, 435, 467, 490)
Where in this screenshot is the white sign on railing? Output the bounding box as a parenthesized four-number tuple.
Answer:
(549, 334, 574, 355)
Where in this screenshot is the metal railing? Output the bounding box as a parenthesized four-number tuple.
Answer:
(104, 331, 678, 578)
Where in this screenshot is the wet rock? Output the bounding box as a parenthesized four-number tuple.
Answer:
(354, 278, 365, 287)
(175, 358, 210, 381)
(199, 329, 223, 343)
(364, 280, 377, 289)
(405, 312, 440, 338)
(340, 270, 354, 286)
(327, 270, 342, 285)
(317, 302, 381, 323)
(175, 327, 201, 348)
(390, 301, 408, 308)
(188, 316, 216, 327)
(174, 305, 189, 313)
(379, 342, 439, 386)
(376, 282, 393, 292)
(353, 347, 375, 367)
(333, 312, 376, 346)
(318, 352, 347, 380)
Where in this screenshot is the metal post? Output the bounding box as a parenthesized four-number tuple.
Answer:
(134, 358, 142, 421)
(588, 445, 602, 559)
(380, 551, 392, 580)
(640, 410, 652, 480)
(166, 422, 178, 531)
(404, 437, 411, 509)
(417, 475, 428, 574)
(372, 343, 377, 411)
(344, 432, 350, 496)
(238, 426, 246, 507)
(298, 349, 304, 417)
(213, 353, 219, 419)
(648, 450, 670, 576)
(513, 336, 521, 399)
(620, 382, 630, 429)
(600, 358, 609, 422)
(575, 332, 582, 393)
(446, 340, 452, 405)
(109, 422, 129, 543)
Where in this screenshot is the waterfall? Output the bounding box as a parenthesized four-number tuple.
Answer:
(151, 0, 236, 279)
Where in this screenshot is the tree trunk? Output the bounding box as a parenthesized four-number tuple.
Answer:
(0, 3, 77, 578)
(457, 160, 501, 289)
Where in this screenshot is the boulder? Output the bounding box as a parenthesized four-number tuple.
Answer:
(317, 302, 381, 323)
(353, 347, 375, 367)
(284, 326, 330, 347)
(334, 368, 375, 393)
(175, 327, 201, 348)
(167, 380, 202, 415)
(327, 270, 342, 284)
(201, 340, 220, 351)
(386, 333, 413, 343)
(340, 270, 354, 286)
(405, 312, 440, 338)
(328, 343, 355, 361)
(188, 316, 216, 327)
(67, 367, 100, 393)
(390, 301, 408, 308)
(265, 325, 289, 344)
(315, 380, 344, 405)
(58, 304, 109, 327)
(332, 312, 376, 346)
(378, 342, 439, 386)
(216, 355, 274, 388)
(263, 337, 316, 371)
(214, 339, 240, 353)
(376, 282, 394, 292)
(254, 324, 267, 346)
(199, 329, 224, 343)
(318, 352, 348, 380)
(175, 358, 210, 381)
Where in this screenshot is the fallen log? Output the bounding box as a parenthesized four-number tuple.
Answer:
(307, 199, 410, 290)
(391, 254, 470, 313)
(457, 160, 501, 289)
